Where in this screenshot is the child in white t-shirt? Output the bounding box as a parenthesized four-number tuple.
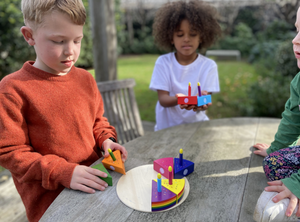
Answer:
(149, 0, 222, 131)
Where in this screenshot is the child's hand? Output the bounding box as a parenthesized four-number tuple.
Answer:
(176, 91, 212, 112)
(265, 180, 300, 217)
(102, 139, 128, 162)
(253, 143, 269, 157)
(70, 165, 108, 194)
(179, 104, 197, 110)
(176, 93, 198, 111)
(193, 90, 212, 112)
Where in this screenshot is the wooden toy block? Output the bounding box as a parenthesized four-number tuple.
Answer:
(154, 178, 185, 204)
(177, 96, 198, 105)
(197, 94, 211, 106)
(151, 180, 177, 211)
(102, 150, 126, 175)
(92, 163, 113, 186)
(153, 157, 173, 179)
(174, 158, 194, 179)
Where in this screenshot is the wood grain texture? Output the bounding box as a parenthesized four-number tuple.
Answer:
(97, 79, 144, 144)
(0, 171, 28, 222)
(40, 117, 281, 222)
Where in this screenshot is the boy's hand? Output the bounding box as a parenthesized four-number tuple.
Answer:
(253, 143, 269, 157)
(70, 165, 108, 194)
(102, 139, 128, 162)
(265, 180, 300, 217)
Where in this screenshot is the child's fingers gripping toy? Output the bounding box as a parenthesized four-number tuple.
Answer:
(102, 149, 126, 175)
(92, 163, 113, 186)
(177, 82, 211, 106)
(92, 148, 126, 186)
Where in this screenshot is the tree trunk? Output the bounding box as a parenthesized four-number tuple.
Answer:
(89, 0, 117, 82)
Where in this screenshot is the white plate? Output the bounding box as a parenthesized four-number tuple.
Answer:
(116, 164, 190, 212)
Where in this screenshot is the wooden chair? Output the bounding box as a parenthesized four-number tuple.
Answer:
(97, 78, 144, 144)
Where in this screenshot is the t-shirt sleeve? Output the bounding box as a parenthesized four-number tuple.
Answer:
(149, 57, 170, 92)
(203, 61, 220, 93)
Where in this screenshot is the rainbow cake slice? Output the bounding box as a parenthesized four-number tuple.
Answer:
(151, 180, 177, 211)
(153, 157, 174, 179)
(160, 179, 185, 203)
(152, 178, 185, 211)
(174, 158, 194, 179)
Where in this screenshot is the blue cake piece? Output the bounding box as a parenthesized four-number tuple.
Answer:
(174, 158, 194, 179)
(197, 95, 211, 106)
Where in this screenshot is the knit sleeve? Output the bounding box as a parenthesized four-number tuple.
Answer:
(267, 72, 300, 155)
(92, 80, 117, 148)
(0, 93, 77, 190)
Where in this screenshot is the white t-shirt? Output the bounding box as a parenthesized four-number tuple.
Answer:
(149, 52, 220, 131)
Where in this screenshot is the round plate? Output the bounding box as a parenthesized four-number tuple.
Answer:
(116, 164, 190, 212)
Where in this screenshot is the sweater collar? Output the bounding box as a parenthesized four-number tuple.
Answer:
(23, 61, 76, 82)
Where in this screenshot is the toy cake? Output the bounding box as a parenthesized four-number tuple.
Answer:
(151, 172, 185, 211)
(174, 157, 194, 179)
(153, 149, 194, 179)
(177, 82, 211, 106)
(153, 157, 173, 179)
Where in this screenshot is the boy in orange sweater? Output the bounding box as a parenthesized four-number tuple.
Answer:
(0, 0, 128, 221)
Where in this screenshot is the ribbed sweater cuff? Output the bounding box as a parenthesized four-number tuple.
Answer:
(57, 163, 78, 189)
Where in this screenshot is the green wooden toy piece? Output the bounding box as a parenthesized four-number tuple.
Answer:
(92, 163, 113, 186)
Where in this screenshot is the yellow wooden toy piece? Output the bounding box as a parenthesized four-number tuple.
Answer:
(154, 179, 185, 203)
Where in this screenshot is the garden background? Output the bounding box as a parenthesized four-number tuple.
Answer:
(0, 0, 300, 124)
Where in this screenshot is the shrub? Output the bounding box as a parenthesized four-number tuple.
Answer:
(216, 22, 256, 57)
(275, 40, 299, 78)
(243, 40, 299, 117)
(243, 74, 292, 117)
(257, 20, 294, 42)
(74, 0, 93, 69)
(0, 0, 35, 79)
(248, 41, 281, 64)
(248, 20, 294, 64)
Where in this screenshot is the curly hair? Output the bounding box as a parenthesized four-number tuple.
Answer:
(152, 0, 221, 52)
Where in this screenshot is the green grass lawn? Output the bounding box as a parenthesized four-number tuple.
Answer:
(108, 54, 258, 121)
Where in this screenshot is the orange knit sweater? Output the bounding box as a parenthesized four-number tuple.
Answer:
(0, 62, 117, 222)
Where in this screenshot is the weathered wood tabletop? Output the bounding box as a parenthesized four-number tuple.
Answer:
(40, 117, 281, 222)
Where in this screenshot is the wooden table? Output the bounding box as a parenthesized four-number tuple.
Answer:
(40, 117, 281, 222)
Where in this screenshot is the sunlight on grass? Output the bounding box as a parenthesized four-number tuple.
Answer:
(210, 60, 258, 119)
(117, 55, 158, 121)
(90, 54, 259, 122)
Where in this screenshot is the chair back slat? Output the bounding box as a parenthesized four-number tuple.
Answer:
(97, 79, 144, 144)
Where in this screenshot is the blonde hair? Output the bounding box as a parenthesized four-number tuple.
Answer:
(21, 0, 86, 28)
